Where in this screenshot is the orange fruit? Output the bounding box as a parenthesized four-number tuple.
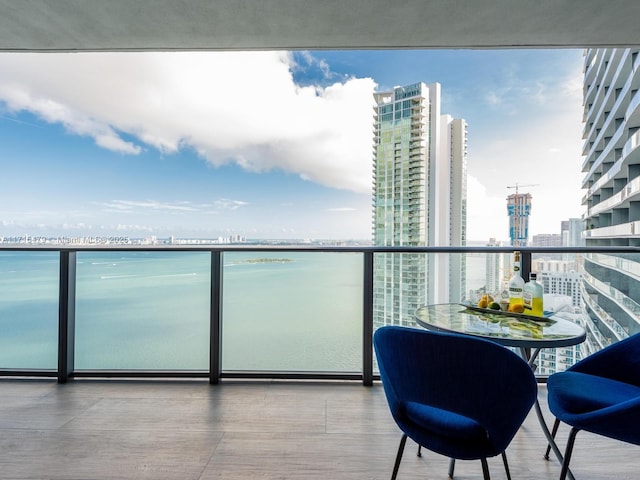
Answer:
(478, 299, 489, 308)
(508, 303, 524, 313)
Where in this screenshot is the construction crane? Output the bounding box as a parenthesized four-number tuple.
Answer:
(507, 183, 539, 196)
(507, 183, 539, 247)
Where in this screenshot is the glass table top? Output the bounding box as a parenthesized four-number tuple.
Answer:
(414, 303, 586, 349)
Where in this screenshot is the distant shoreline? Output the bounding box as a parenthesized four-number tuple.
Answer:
(242, 258, 294, 264)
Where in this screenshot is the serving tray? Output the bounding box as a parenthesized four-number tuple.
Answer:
(460, 303, 554, 322)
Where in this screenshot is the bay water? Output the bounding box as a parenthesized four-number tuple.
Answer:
(0, 251, 485, 372)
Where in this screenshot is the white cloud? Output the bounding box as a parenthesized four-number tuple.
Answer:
(0, 50, 587, 241)
(214, 199, 249, 210)
(114, 224, 153, 232)
(467, 106, 584, 240)
(464, 57, 585, 241)
(61, 223, 90, 230)
(294, 51, 333, 80)
(0, 52, 376, 193)
(0, 82, 141, 154)
(96, 200, 199, 212)
(92, 198, 248, 213)
(466, 175, 510, 242)
(485, 91, 502, 106)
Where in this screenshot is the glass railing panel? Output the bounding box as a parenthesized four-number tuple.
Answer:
(370, 250, 490, 318)
(531, 251, 583, 310)
(528, 251, 585, 374)
(373, 250, 582, 377)
(221, 251, 363, 372)
(0, 251, 59, 369)
(464, 250, 501, 303)
(74, 251, 211, 370)
(1, 246, 636, 380)
(458, 251, 587, 375)
(371, 251, 484, 374)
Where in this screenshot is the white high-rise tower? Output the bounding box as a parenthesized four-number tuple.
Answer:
(372, 82, 467, 326)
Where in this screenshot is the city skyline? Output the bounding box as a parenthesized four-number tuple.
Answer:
(0, 49, 584, 241)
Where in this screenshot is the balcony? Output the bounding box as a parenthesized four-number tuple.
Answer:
(581, 122, 625, 188)
(586, 175, 640, 216)
(0, 379, 638, 479)
(583, 221, 640, 238)
(2, 244, 640, 477)
(2, 4, 640, 474)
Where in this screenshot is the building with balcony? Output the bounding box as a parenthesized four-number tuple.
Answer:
(372, 82, 467, 325)
(581, 48, 640, 352)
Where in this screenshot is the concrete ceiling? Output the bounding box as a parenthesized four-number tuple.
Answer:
(1, 0, 640, 52)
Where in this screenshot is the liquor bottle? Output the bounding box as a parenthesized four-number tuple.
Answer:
(523, 272, 544, 316)
(508, 251, 525, 310)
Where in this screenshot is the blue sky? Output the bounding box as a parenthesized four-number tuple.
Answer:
(0, 49, 584, 241)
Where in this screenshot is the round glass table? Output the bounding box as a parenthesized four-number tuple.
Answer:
(414, 303, 586, 350)
(414, 303, 586, 480)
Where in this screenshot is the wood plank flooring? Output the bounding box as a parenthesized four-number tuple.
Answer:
(0, 379, 637, 479)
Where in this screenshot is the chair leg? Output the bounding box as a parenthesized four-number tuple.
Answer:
(502, 452, 511, 480)
(481, 458, 490, 480)
(559, 427, 580, 480)
(545, 417, 561, 460)
(417, 444, 422, 457)
(391, 433, 407, 480)
(448, 457, 456, 478)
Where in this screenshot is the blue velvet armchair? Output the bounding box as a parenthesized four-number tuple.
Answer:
(546, 331, 640, 480)
(374, 326, 537, 480)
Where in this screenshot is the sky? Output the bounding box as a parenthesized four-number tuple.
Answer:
(0, 49, 585, 242)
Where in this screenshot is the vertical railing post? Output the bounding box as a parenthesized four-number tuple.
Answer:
(58, 250, 76, 383)
(521, 250, 532, 283)
(210, 250, 223, 384)
(363, 250, 374, 386)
